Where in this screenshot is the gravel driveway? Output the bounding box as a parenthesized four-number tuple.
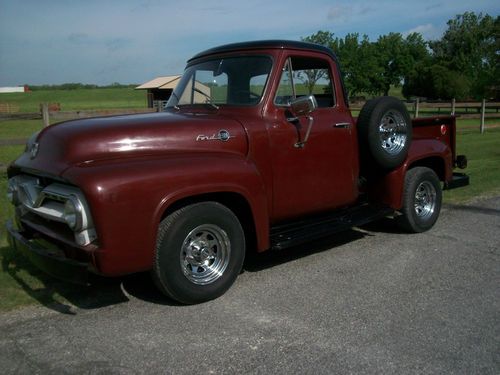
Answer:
(1, 196, 499, 374)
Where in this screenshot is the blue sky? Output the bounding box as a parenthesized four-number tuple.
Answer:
(0, 0, 498, 86)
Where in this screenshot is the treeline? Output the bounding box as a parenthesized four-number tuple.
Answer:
(303, 12, 499, 100)
(28, 82, 138, 91)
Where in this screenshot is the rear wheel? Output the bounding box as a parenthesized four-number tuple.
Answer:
(397, 167, 442, 233)
(153, 202, 245, 304)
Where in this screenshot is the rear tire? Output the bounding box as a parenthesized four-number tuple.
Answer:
(397, 167, 442, 233)
(153, 202, 245, 304)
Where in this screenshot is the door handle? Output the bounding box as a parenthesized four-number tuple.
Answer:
(334, 122, 350, 128)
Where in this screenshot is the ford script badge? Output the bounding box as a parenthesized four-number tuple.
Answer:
(196, 129, 233, 142)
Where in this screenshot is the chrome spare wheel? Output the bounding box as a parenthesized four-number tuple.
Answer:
(414, 181, 437, 219)
(379, 110, 408, 155)
(180, 224, 231, 285)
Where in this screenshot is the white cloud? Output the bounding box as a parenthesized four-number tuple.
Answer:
(403, 23, 443, 40)
(327, 5, 352, 20)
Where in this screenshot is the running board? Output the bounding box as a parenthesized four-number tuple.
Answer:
(270, 203, 394, 250)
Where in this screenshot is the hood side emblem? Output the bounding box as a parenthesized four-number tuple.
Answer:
(196, 129, 234, 142)
(30, 142, 40, 159)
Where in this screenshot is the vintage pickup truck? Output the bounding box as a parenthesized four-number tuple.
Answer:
(6, 40, 469, 304)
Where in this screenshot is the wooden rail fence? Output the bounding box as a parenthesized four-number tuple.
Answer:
(351, 99, 500, 133)
(1, 100, 499, 134)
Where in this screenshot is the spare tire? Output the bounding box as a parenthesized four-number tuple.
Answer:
(357, 96, 412, 170)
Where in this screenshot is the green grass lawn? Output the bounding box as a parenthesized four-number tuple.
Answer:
(0, 119, 44, 139)
(443, 128, 500, 203)
(0, 105, 499, 311)
(0, 145, 24, 168)
(0, 87, 147, 112)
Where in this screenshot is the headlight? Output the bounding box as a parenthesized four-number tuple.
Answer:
(7, 178, 19, 205)
(25, 131, 41, 153)
(63, 196, 83, 231)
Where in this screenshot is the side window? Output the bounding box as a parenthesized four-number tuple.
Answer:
(249, 74, 269, 98)
(275, 60, 294, 105)
(274, 57, 335, 108)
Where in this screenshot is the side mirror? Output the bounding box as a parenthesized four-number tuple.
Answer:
(288, 95, 318, 148)
(290, 95, 318, 117)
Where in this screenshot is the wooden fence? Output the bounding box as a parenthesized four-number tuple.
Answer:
(1, 100, 499, 134)
(0, 106, 159, 125)
(351, 99, 500, 133)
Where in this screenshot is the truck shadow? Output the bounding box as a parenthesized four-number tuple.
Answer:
(244, 228, 367, 272)
(358, 217, 403, 234)
(0, 244, 181, 314)
(443, 202, 500, 217)
(2, 223, 390, 313)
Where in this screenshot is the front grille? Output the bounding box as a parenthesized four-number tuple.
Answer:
(9, 173, 97, 247)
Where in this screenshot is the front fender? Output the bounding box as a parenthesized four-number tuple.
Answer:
(62, 153, 269, 275)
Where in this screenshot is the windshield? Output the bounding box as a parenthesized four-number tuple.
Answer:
(166, 56, 273, 108)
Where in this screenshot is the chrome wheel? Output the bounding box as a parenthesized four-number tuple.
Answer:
(414, 181, 437, 219)
(379, 110, 408, 155)
(180, 224, 231, 285)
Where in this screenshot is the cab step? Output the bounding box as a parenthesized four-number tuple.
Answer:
(270, 203, 394, 250)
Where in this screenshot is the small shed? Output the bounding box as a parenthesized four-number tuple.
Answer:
(136, 75, 181, 108)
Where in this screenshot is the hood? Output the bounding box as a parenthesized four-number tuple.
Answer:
(13, 111, 248, 177)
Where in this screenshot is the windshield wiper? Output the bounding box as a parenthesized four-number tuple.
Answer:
(193, 87, 219, 110)
(167, 92, 180, 110)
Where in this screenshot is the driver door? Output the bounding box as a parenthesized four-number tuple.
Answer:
(268, 55, 358, 221)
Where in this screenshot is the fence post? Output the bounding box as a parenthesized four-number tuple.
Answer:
(451, 98, 456, 116)
(41, 103, 50, 127)
(414, 98, 420, 118)
(480, 99, 486, 134)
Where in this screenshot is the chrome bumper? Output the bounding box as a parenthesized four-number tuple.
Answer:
(6, 219, 89, 285)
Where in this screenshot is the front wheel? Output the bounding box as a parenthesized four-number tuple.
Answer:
(153, 202, 245, 304)
(397, 167, 442, 233)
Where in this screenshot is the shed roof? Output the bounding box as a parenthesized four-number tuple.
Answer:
(136, 75, 181, 90)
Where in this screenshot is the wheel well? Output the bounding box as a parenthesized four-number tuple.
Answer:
(408, 157, 445, 181)
(161, 192, 257, 253)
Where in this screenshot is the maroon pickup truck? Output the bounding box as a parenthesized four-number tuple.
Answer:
(6, 40, 469, 304)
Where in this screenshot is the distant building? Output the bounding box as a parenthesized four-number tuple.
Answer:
(136, 75, 181, 108)
(0, 85, 30, 94)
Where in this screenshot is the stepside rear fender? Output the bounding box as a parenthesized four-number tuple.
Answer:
(368, 138, 453, 210)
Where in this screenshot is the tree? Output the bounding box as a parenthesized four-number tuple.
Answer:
(429, 12, 499, 98)
(302, 30, 428, 97)
(302, 11, 498, 99)
(301, 31, 335, 94)
(338, 33, 385, 96)
(302, 30, 336, 48)
(374, 33, 407, 96)
(303, 31, 385, 97)
(403, 63, 471, 100)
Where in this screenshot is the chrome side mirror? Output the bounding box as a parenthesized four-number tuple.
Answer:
(290, 95, 318, 117)
(288, 95, 318, 148)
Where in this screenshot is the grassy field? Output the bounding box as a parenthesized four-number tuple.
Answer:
(0, 88, 499, 312)
(0, 119, 43, 139)
(0, 87, 147, 112)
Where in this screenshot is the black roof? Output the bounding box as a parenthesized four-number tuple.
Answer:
(188, 40, 338, 62)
